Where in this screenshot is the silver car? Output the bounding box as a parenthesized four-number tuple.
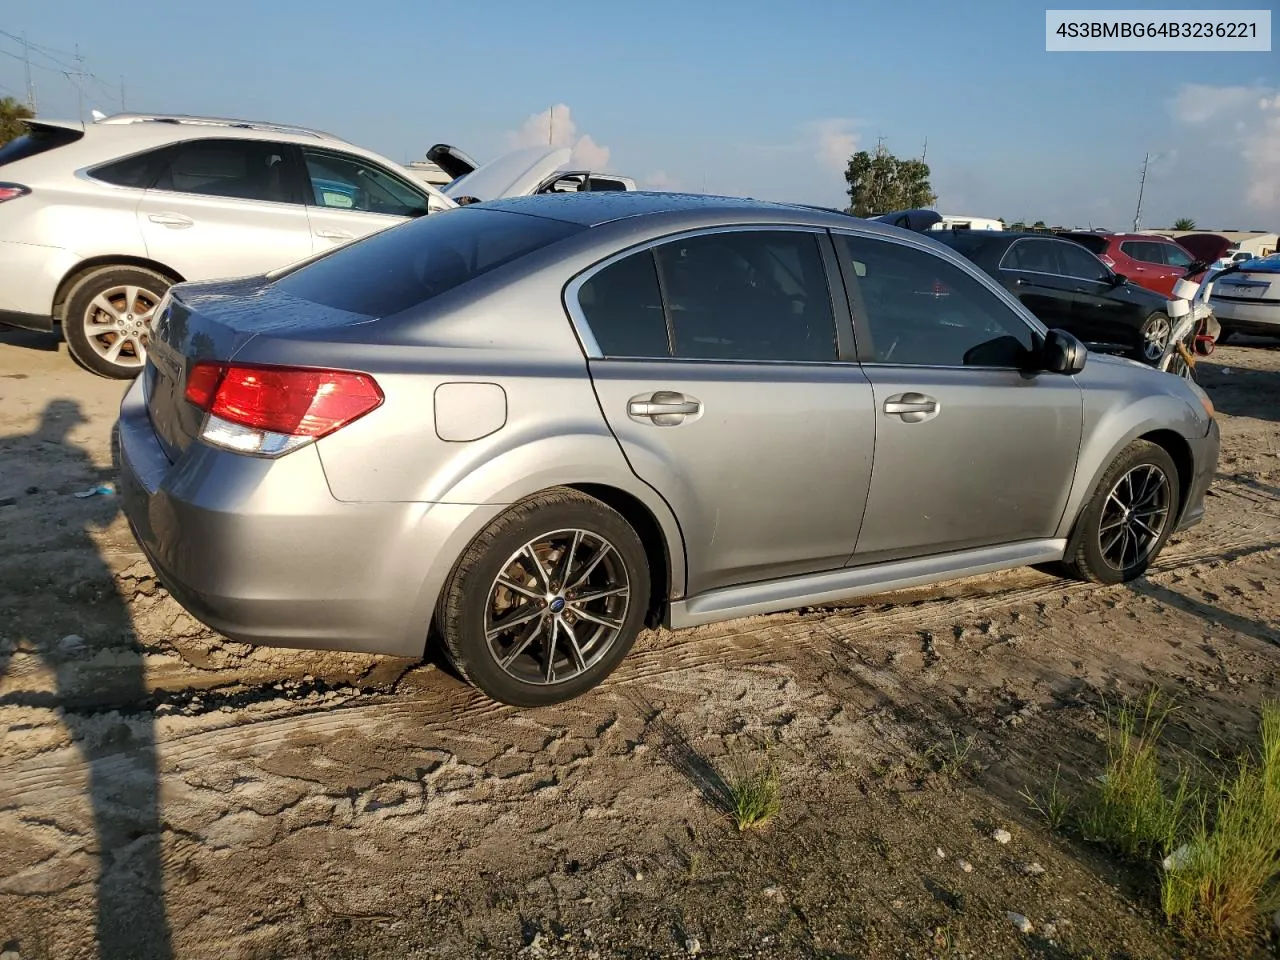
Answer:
(118, 193, 1220, 706)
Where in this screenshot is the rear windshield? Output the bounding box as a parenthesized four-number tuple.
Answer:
(272, 208, 585, 316)
(1061, 233, 1109, 255)
(0, 125, 84, 168)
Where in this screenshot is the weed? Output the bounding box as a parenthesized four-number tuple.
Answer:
(927, 731, 976, 778)
(1020, 765, 1073, 831)
(1078, 690, 1192, 859)
(720, 741, 782, 831)
(1160, 701, 1280, 940)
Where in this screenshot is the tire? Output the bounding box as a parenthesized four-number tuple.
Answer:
(1216, 327, 1235, 345)
(437, 488, 651, 706)
(1134, 311, 1172, 365)
(1062, 440, 1181, 585)
(62, 265, 173, 379)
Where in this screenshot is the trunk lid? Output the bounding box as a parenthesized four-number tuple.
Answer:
(145, 277, 372, 460)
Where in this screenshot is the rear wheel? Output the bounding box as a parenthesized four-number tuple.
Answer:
(1135, 311, 1172, 364)
(62, 265, 172, 379)
(1062, 440, 1181, 584)
(437, 488, 650, 706)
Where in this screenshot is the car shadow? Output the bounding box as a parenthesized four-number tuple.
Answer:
(1197, 350, 1280, 422)
(0, 325, 60, 353)
(0, 399, 173, 960)
(1127, 578, 1278, 648)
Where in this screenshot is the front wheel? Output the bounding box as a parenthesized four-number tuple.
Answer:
(437, 489, 651, 706)
(1062, 440, 1181, 584)
(62, 265, 172, 379)
(1135, 311, 1172, 365)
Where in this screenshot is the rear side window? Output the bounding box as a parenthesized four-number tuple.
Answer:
(90, 148, 169, 188)
(0, 125, 83, 167)
(152, 139, 298, 204)
(274, 208, 584, 316)
(653, 230, 837, 362)
(1002, 239, 1064, 274)
(1120, 240, 1162, 264)
(578, 252, 670, 357)
(1056, 241, 1111, 282)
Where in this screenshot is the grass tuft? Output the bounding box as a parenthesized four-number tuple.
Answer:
(1020, 764, 1074, 831)
(927, 731, 976, 778)
(1159, 701, 1280, 940)
(721, 742, 782, 832)
(1078, 690, 1192, 859)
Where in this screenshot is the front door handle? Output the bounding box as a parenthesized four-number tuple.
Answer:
(628, 390, 702, 426)
(147, 212, 194, 228)
(316, 229, 355, 241)
(884, 392, 940, 423)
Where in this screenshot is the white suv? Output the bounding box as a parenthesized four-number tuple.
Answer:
(0, 114, 631, 377)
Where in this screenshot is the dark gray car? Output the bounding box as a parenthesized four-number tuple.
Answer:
(118, 193, 1220, 706)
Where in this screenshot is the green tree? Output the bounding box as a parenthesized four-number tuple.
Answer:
(0, 96, 34, 147)
(1173, 217, 1196, 230)
(844, 143, 937, 217)
(1031, 220, 1048, 232)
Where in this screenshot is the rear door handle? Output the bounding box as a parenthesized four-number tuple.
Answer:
(147, 212, 193, 228)
(884, 392, 940, 423)
(315, 229, 356, 241)
(628, 390, 702, 426)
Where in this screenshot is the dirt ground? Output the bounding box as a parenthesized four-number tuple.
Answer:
(0, 328, 1278, 960)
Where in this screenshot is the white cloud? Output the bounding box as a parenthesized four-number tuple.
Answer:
(505, 103, 612, 170)
(1169, 83, 1280, 215)
(809, 118, 859, 174)
(643, 170, 680, 191)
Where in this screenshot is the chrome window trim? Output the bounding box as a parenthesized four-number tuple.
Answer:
(562, 224, 841, 363)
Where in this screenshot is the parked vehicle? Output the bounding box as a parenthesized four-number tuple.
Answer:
(1056, 231, 1202, 299)
(1174, 233, 1239, 272)
(0, 114, 632, 378)
(933, 230, 1181, 363)
(425, 142, 636, 198)
(118, 194, 1219, 706)
(1211, 253, 1280, 341)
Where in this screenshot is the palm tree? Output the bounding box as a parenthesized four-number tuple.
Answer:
(0, 96, 34, 147)
(1173, 217, 1196, 231)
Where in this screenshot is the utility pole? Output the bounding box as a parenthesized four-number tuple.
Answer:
(548, 105, 554, 145)
(1132, 152, 1150, 232)
(922, 136, 928, 162)
(22, 32, 35, 112)
(120, 75, 126, 111)
(73, 44, 84, 122)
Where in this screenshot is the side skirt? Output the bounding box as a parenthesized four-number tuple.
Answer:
(666, 539, 1068, 629)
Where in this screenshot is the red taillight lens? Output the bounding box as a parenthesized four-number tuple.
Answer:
(186, 362, 383, 439)
(0, 183, 31, 203)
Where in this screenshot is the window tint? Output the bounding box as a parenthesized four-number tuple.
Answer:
(578, 251, 670, 357)
(153, 139, 297, 203)
(1120, 240, 1162, 264)
(302, 149, 428, 218)
(1057, 241, 1111, 282)
(652, 231, 837, 362)
(1002, 239, 1063, 274)
(1163, 244, 1193, 268)
(0, 125, 83, 167)
(90, 148, 168, 188)
(273, 208, 583, 316)
(838, 234, 1035, 367)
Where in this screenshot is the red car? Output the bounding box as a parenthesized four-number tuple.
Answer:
(1058, 232, 1201, 299)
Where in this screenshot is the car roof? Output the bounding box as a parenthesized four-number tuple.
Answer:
(479, 191, 899, 233)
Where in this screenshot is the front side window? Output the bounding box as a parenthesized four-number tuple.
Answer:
(1056, 241, 1112, 282)
(838, 234, 1035, 368)
(1001, 238, 1064, 275)
(302, 149, 429, 218)
(152, 139, 297, 203)
(1120, 240, 1165, 265)
(653, 231, 837, 362)
(1163, 244, 1194, 268)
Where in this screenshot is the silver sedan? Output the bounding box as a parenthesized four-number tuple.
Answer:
(119, 193, 1220, 705)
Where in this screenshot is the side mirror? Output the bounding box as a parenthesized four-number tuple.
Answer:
(1042, 329, 1087, 375)
(1110, 273, 1127, 287)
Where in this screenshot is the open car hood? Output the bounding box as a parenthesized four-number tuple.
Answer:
(871, 208, 944, 232)
(1175, 233, 1234, 263)
(425, 143, 480, 182)
(443, 145, 573, 202)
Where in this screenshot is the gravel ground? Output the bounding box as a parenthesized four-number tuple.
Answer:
(1, 328, 1278, 960)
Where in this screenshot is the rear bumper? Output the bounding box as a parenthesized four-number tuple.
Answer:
(1211, 297, 1280, 333)
(0, 239, 78, 324)
(117, 376, 493, 658)
(1176, 418, 1220, 532)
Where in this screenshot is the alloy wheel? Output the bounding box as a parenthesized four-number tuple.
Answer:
(1142, 315, 1171, 362)
(82, 284, 161, 370)
(485, 528, 631, 685)
(1098, 464, 1171, 572)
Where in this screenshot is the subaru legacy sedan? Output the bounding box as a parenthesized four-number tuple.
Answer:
(118, 193, 1219, 706)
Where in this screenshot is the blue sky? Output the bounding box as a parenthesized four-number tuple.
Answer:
(2, 0, 1276, 229)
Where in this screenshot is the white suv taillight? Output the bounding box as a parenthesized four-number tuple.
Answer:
(184, 362, 383, 457)
(0, 183, 31, 203)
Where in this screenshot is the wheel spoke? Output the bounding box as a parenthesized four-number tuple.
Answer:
(560, 619, 588, 672)
(543, 618, 559, 683)
(496, 575, 541, 602)
(104, 336, 129, 363)
(124, 285, 141, 315)
(556, 530, 582, 588)
(90, 293, 125, 323)
(1102, 527, 1125, 558)
(567, 543, 612, 591)
(1132, 517, 1161, 539)
(522, 545, 553, 592)
(499, 618, 544, 668)
(568, 605, 622, 631)
(1100, 517, 1126, 533)
(1106, 492, 1126, 512)
(486, 602, 543, 639)
(571, 585, 629, 604)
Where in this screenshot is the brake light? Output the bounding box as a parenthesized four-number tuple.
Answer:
(184, 362, 383, 456)
(1099, 255, 1116, 268)
(0, 183, 30, 203)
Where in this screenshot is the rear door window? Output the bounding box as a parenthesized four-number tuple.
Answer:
(273, 207, 584, 316)
(1001, 239, 1065, 274)
(1056, 241, 1112, 282)
(578, 251, 671, 358)
(151, 139, 301, 204)
(1120, 240, 1165, 264)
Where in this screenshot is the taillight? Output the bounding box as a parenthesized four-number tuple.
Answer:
(184, 362, 383, 456)
(1099, 255, 1116, 268)
(0, 183, 30, 203)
